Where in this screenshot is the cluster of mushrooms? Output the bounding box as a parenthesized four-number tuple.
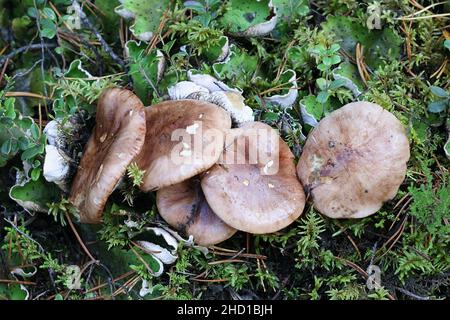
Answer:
(68, 86, 410, 246)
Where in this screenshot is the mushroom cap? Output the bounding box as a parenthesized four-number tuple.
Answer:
(135, 100, 232, 192)
(188, 91, 254, 125)
(201, 122, 306, 234)
(69, 88, 146, 223)
(168, 81, 209, 100)
(296, 101, 410, 219)
(157, 178, 237, 246)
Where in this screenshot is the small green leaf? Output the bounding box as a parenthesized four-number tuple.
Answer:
(219, 0, 273, 34)
(332, 62, 364, 96)
(42, 7, 57, 21)
(53, 0, 72, 4)
(323, 56, 333, 66)
(0, 283, 28, 300)
(9, 140, 19, 154)
(21, 145, 42, 161)
(184, 1, 207, 13)
(18, 137, 30, 150)
(203, 36, 228, 62)
(329, 78, 347, 90)
(427, 100, 448, 113)
(300, 95, 332, 125)
(5, 98, 16, 119)
(1, 139, 12, 154)
(321, 16, 402, 68)
(213, 45, 258, 87)
(317, 63, 327, 72)
(316, 78, 327, 90)
(314, 44, 326, 54)
(262, 111, 280, 121)
(323, 55, 341, 66)
(430, 86, 449, 98)
(27, 7, 38, 18)
(444, 39, 450, 50)
(271, 0, 309, 38)
(9, 177, 60, 212)
(0, 117, 13, 126)
(329, 43, 340, 53)
(317, 91, 330, 104)
(40, 19, 57, 39)
(125, 41, 164, 104)
(31, 168, 41, 181)
(30, 123, 40, 140)
(33, 160, 41, 168)
(16, 117, 33, 130)
(330, 55, 341, 65)
(115, 0, 171, 42)
(54, 294, 64, 300)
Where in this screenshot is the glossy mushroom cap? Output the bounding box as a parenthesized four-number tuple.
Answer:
(157, 178, 236, 246)
(297, 102, 410, 219)
(134, 100, 232, 192)
(201, 122, 306, 234)
(69, 88, 146, 223)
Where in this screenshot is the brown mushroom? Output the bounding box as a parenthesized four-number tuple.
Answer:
(201, 122, 306, 234)
(134, 100, 231, 192)
(69, 88, 146, 223)
(157, 177, 236, 246)
(296, 101, 410, 219)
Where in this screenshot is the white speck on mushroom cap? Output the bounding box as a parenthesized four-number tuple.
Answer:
(186, 123, 200, 135)
(100, 133, 107, 143)
(242, 179, 250, 186)
(268, 183, 275, 189)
